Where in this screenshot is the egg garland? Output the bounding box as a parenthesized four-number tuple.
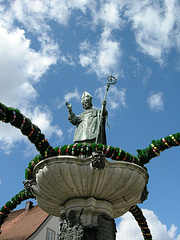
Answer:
(129, 205, 152, 240)
(1, 102, 180, 239)
(0, 190, 34, 227)
(0, 103, 54, 158)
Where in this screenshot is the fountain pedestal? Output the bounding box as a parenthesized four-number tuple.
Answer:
(27, 155, 148, 239)
(61, 197, 113, 227)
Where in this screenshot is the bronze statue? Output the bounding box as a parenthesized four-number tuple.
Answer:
(65, 76, 117, 145)
(66, 91, 107, 145)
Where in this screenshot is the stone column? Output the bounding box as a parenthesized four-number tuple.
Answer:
(59, 197, 116, 239)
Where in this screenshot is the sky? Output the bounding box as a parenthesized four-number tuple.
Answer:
(0, 0, 180, 239)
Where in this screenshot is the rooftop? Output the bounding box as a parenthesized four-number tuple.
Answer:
(0, 203, 49, 240)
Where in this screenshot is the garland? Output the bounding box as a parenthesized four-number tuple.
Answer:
(129, 205, 152, 240)
(0, 190, 34, 227)
(0, 103, 54, 158)
(1, 102, 180, 239)
(25, 143, 141, 180)
(25, 154, 43, 180)
(137, 133, 180, 164)
(1, 101, 180, 171)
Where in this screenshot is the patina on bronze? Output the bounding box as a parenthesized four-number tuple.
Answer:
(66, 91, 107, 145)
(65, 76, 117, 145)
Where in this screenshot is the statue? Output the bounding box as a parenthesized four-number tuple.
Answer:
(65, 91, 107, 145)
(65, 76, 117, 145)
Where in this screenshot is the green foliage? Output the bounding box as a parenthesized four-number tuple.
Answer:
(25, 168, 33, 180)
(1, 101, 180, 240)
(0, 102, 54, 157)
(0, 190, 34, 227)
(25, 143, 140, 180)
(137, 133, 180, 164)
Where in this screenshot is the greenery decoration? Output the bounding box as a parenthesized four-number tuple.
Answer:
(25, 143, 141, 180)
(25, 154, 43, 180)
(0, 190, 34, 227)
(1, 102, 180, 167)
(137, 133, 180, 164)
(0, 103, 54, 158)
(129, 205, 152, 240)
(0, 101, 180, 239)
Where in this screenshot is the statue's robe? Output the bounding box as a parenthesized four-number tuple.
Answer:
(68, 108, 107, 145)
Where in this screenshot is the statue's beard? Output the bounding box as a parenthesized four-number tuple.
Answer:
(83, 103, 91, 109)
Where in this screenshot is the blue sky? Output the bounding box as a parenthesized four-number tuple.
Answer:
(0, 0, 180, 239)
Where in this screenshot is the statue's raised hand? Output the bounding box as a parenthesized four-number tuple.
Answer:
(65, 102, 72, 112)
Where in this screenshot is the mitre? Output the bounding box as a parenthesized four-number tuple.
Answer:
(81, 91, 92, 103)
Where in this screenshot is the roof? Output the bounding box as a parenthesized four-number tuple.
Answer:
(0, 205, 49, 240)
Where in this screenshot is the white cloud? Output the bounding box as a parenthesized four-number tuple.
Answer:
(60, 54, 75, 66)
(89, 0, 180, 65)
(1, 0, 180, 68)
(117, 209, 180, 240)
(79, 29, 122, 78)
(10, 0, 69, 30)
(9, 0, 96, 32)
(97, 2, 122, 29)
(0, 105, 63, 154)
(57, 89, 81, 109)
(0, 124, 25, 154)
(123, 0, 180, 63)
(0, 25, 57, 107)
(95, 85, 126, 111)
(0, 22, 59, 153)
(30, 106, 63, 141)
(147, 92, 164, 111)
(64, 89, 81, 103)
(0, 0, 180, 153)
(2, 0, 180, 75)
(0, 179, 1, 186)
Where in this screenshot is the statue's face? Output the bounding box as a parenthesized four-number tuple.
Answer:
(82, 97, 92, 110)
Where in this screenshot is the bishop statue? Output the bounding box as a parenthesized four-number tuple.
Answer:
(65, 91, 107, 145)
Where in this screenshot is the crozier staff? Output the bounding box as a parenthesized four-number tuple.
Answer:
(66, 91, 107, 145)
(95, 75, 117, 144)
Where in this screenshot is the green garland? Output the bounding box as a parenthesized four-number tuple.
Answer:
(1, 101, 180, 166)
(129, 205, 152, 240)
(137, 133, 180, 164)
(1, 101, 180, 239)
(25, 154, 43, 180)
(0, 190, 34, 227)
(0, 103, 54, 158)
(25, 143, 141, 180)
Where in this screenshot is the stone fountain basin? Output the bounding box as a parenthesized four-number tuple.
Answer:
(31, 156, 148, 219)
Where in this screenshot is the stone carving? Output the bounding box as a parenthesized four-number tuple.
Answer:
(59, 210, 84, 240)
(91, 150, 105, 169)
(59, 211, 116, 240)
(30, 156, 148, 218)
(23, 179, 35, 194)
